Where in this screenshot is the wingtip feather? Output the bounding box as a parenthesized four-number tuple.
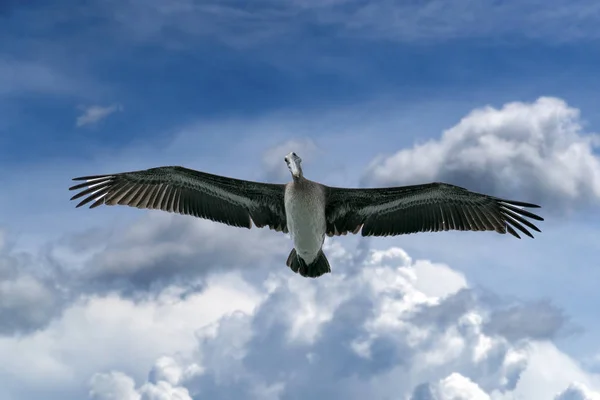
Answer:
(72, 174, 112, 181)
(505, 225, 521, 239)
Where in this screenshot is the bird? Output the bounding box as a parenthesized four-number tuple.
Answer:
(69, 152, 543, 278)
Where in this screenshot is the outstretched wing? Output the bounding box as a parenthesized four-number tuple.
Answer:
(70, 166, 288, 232)
(324, 182, 543, 239)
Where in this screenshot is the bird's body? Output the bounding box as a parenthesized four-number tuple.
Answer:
(69, 151, 544, 278)
(284, 178, 326, 265)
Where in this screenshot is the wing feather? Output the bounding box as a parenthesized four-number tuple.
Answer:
(70, 166, 287, 232)
(324, 182, 543, 239)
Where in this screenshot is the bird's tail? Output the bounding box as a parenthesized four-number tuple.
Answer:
(286, 248, 331, 278)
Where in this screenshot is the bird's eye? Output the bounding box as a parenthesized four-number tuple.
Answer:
(292, 152, 297, 157)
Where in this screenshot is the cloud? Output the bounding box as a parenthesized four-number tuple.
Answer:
(0, 272, 260, 400)
(483, 300, 572, 342)
(61, 212, 289, 296)
(0, 229, 65, 335)
(555, 382, 600, 400)
(74, 244, 599, 400)
(7, 0, 600, 58)
(76, 104, 123, 127)
(412, 373, 490, 400)
(91, 354, 220, 400)
(0, 221, 597, 399)
(104, 0, 600, 47)
(105, 0, 303, 48)
(364, 97, 600, 212)
(90, 369, 193, 400)
(89, 372, 140, 400)
(312, 0, 600, 43)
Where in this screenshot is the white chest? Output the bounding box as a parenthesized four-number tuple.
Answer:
(284, 182, 326, 262)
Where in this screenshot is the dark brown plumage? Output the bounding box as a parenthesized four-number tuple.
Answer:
(324, 182, 543, 239)
(70, 166, 288, 232)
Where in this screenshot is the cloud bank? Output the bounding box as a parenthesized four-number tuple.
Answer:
(79, 244, 599, 400)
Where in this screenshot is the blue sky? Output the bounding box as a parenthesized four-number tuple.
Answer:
(2, 1, 600, 399)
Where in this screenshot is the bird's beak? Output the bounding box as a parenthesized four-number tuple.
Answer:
(290, 163, 300, 178)
(289, 161, 301, 178)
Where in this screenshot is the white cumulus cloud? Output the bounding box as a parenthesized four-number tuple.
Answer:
(0, 272, 261, 400)
(89, 371, 140, 400)
(0, 225, 597, 400)
(412, 372, 491, 400)
(72, 244, 599, 400)
(364, 97, 600, 212)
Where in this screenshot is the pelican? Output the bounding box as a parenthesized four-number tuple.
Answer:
(69, 152, 543, 278)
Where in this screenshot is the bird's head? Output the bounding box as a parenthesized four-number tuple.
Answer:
(285, 152, 303, 179)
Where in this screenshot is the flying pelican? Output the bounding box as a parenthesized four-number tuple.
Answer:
(69, 152, 543, 278)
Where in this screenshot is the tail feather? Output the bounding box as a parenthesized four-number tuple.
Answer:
(286, 249, 331, 278)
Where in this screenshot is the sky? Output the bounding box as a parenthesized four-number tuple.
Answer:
(1, 0, 600, 399)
